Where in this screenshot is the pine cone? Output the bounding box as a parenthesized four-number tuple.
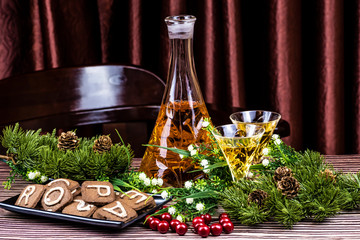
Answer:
(320, 169, 336, 182)
(277, 176, 300, 199)
(57, 131, 79, 151)
(273, 166, 292, 182)
(248, 190, 269, 207)
(93, 135, 113, 154)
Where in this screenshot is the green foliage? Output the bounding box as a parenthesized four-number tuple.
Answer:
(218, 137, 360, 228)
(0, 123, 133, 188)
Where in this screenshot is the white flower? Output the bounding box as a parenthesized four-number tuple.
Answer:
(203, 168, 210, 174)
(246, 171, 254, 178)
(143, 178, 151, 186)
(179, 154, 184, 159)
(40, 175, 48, 183)
(151, 178, 158, 186)
(186, 198, 194, 204)
(196, 203, 205, 211)
(262, 158, 270, 166)
(188, 145, 194, 151)
(272, 134, 280, 140)
(184, 181, 193, 189)
(168, 206, 176, 215)
(139, 172, 147, 181)
(274, 139, 282, 145)
(176, 215, 183, 222)
(161, 191, 169, 199)
(157, 178, 164, 186)
(200, 159, 209, 167)
(152, 189, 158, 194)
(262, 147, 269, 156)
(27, 172, 36, 180)
(202, 120, 210, 128)
(34, 171, 41, 178)
(190, 150, 197, 156)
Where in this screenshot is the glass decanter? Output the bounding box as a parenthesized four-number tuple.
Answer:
(139, 15, 212, 188)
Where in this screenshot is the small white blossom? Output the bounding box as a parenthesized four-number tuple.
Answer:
(139, 172, 147, 181)
(190, 150, 197, 156)
(262, 147, 269, 156)
(157, 178, 164, 186)
(196, 203, 205, 211)
(152, 189, 158, 194)
(246, 171, 254, 178)
(34, 171, 41, 178)
(179, 154, 184, 159)
(176, 215, 183, 222)
(184, 181, 193, 189)
(202, 120, 210, 128)
(143, 178, 151, 186)
(203, 168, 210, 174)
(168, 206, 176, 215)
(186, 198, 194, 204)
(262, 158, 270, 166)
(200, 159, 209, 167)
(161, 191, 169, 199)
(274, 139, 282, 145)
(27, 172, 36, 180)
(151, 178, 158, 186)
(188, 145, 194, 151)
(272, 134, 280, 140)
(40, 175, 48, 183)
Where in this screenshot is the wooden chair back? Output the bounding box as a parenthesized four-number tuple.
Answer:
(0, 65, 165, 157)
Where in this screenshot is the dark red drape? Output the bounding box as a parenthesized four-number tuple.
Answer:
(0, 0, 358, 154)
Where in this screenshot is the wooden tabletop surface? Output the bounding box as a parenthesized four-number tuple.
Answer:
(1, 156, 360, 239)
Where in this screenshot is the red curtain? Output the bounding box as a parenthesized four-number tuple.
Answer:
(0, 0, 357, 154)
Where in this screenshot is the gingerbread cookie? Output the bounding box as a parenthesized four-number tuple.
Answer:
(15, 184, 46, 208)
(71, 187, 81, 197)
(41, 181, 73, 212)
(48, 178, 79, 192)
(81, 181, 115, 204)
(93, 200, 137, 222)
(62, 196, 97, 217)
(117, 190, 156, 211)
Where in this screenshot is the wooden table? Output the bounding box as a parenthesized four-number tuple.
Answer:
(1, 156, 360, 239)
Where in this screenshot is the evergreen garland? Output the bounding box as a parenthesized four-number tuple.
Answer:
(134, 119, 360, 228)
(0, 123, 133, 189)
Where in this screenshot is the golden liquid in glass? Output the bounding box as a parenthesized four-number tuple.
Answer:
(215, 137, 259, 181)
(139, 100, 212, 187)
(234, 121, 278, 164)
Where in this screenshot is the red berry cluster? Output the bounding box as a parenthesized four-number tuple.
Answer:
(192, 213, 234, 238)
(143, 211, 234, 238)
(144, 212, 188, 235)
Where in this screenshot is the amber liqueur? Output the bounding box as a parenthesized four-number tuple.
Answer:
(139, 100, 211, 187)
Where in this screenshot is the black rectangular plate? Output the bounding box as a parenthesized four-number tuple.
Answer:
(0, 194, 172, 229)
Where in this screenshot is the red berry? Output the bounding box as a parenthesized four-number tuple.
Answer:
(160, 212, 172, 223)
(219, 213, 229, 219)
(149, 218, 160, 231)
(197, 225, 210, 238)
(210, 223, 223, 236)
(202, 213, 212, 225)
(176, 223, 188, 236)
(192, 216, 205, 226)
(170, 219, 181, 231)
(144, 215, 155, 227)
(222, 221, 234, 234)
(219, 217, 231, 225)
(194, 222, 206, 233)
(158, 220, 170, 234)
(154, 210, 160, 216)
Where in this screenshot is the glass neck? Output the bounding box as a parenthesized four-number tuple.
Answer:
(164, 36, 202, 104)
